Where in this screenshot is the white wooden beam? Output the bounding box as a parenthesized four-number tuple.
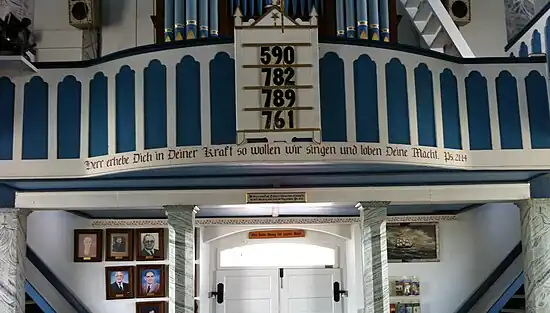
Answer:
(15, 183, 530, 210)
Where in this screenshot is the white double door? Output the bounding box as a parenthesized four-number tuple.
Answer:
(215, 268, 344, 313)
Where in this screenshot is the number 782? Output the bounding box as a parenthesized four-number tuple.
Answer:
(261, 89, 296, 129)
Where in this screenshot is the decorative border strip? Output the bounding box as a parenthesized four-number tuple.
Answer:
(90, 215, 455, 227)
(91, 219, 168, 228)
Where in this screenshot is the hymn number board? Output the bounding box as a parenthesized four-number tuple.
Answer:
(234, 5, 321, 144)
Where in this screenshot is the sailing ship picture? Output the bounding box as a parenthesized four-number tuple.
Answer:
(386, 223, 439, 262)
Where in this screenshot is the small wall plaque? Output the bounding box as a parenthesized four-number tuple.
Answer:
(246, 192, 307, 203)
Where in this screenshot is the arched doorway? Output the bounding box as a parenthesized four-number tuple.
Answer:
(208, 228, 346, 313)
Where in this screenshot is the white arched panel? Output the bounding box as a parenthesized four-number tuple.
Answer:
(219, 243, 336, 268)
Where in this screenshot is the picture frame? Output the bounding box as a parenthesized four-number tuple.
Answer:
(106, 228, 134, 261)
(136, 301, 166, 313)
(135, 228, 165, 261)
(105, 266, 135, 300)
(386, 222, 439, 263)
(73, 229, 103, 262)
(136, 264, 167, 298)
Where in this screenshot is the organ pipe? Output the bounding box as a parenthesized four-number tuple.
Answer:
(210, 0, 219, 36)
(174, 0, 185, 40)
(165, 0, 175, 41)
(336, 0, 345, 36)
(186, 0, 198, 39)
(345, 0, 356, 38)
(368, 0, 380, 40)
(199, 0, 209, 37)
(379, 0, 390, 42)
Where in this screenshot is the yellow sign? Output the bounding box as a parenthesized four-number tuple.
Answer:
(246, 192, 306, 204)
(248, 229, 305, 239)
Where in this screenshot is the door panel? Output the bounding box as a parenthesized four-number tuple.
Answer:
(215, 268, 344, 313)
(215, 269, 279, 313)
(281, 269, 344, 313)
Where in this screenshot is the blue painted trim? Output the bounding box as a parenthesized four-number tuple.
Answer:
(31, 37, 546, 70)
(487, 272, 524, 313)
(25, 281, 56, 313)
(0, 77, 15, 160)
(26, 245, 91, 313)
(505, 1, 550, 51)
(455, 242, 522, 313)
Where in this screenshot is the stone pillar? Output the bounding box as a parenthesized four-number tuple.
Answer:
(0, 209, 30, 313)
(357, 201, 390, 313)
(504, 0, 535, 40)
(515, 199, 550, 313)
(165, 205, 197, 313)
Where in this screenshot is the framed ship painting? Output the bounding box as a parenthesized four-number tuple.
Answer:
(386, 222, 439, 262)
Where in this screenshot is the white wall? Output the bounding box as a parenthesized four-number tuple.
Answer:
(389, 203, 521, 313)
(460, 0, 509, 56)
(27, 211, 168, 313)
(32, 0, 155, 62)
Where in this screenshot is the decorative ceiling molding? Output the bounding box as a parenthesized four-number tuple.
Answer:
(91, 219, 168, 228)
(89, 214, 456, 227)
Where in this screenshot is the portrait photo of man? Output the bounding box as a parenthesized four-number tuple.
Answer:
(73, 229, 103, 262)
(136, 301, 166, 313)
(112, 236, 126, 252)
(106, 229, 133, 261)
(141, 270, 161, 294)
(105, 266, 134, 299)
(136, 228, 165, 261)
(137, 265, 166, 298)
(141, 233, 159, 256)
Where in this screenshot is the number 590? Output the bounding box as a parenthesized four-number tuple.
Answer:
(260, 46, 295, 65)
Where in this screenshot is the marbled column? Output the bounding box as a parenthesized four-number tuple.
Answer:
(357, 201, 390, 313)
(0, 209, 30, 313)
(504, 0, 535, 40)
(165, 205, 197, 313)
(515, 199, 550, 313)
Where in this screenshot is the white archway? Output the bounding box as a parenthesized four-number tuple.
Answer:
(219, 242, 336, 267)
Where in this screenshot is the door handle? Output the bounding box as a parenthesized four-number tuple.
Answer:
(209, 283, 224, 304)
(333, 282, 347, 302)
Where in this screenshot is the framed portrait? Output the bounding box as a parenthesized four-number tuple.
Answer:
(136, 301, 166, 313)
(386, 222, 440, 263)
(106, 229, 134, 261)
(136, 265, 167, 298)
(135, 228, 165, 261)
(105, 266, 135, 300)
(73, 229, 103, 262)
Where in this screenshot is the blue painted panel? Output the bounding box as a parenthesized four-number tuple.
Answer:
(547, 17, 550, 74)
(465, 71, 492, 150)
(89, 72, 109, 157)
(25, 282, 56, 313)
(353, 54, 379, 143)
(22, 77, 48, 160)
(532, 30, 542, 54)
(385, 58, 410, 144)
(210, 52, 236, 145)
(525, 70, 550, 148)
(115, 66, 136, 153)
(176, 56, 202, 146)
(57, 76, 82, 159)
(320, 52, 347, 142)
(496, 71, 522, 149)
(440, 69, 461, 149)
(414, 63, 436, 147)
(0, 77, 14, 160)
(519, 42, 529, 57)
(144, 60, 168, 149)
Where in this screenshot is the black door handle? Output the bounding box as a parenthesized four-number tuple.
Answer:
(333, 282, 347, 302)
(209, 283, 224, 303)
